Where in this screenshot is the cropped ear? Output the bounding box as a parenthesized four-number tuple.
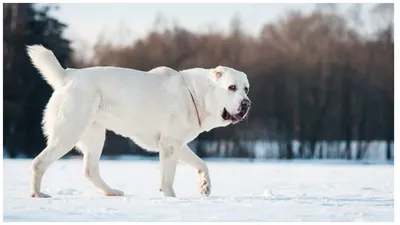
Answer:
(213, 66, 224, 80)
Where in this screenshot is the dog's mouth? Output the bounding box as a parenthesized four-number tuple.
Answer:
(222, 108, 248, 124)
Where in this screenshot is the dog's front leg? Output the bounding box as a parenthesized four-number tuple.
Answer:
(158, 140, 179, 197)
(179, 145, 211, 196)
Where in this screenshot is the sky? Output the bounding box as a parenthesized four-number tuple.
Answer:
(35, 3, 380, 58)
(38, 3, 314, 53)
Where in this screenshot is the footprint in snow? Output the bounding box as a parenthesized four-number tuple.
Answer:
(56, 188, 81, 195)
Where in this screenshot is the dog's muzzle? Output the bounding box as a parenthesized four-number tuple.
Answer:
(222, 99, 251, 124)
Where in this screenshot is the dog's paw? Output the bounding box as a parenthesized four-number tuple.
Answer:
(104, 189, 124, 196)
(159, 187, 176, 197)
(198, 170, 211, 197)
(30, 192, 51, 198)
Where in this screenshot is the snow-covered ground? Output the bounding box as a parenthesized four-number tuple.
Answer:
(3, 159, 394, 222)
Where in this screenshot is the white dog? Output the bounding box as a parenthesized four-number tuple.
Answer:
(26, 45, 251, 198)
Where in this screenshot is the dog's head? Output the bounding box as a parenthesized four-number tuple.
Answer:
(207, 66, 251, 126)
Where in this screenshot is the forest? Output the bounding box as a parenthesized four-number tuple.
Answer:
(3, 3, 394, 160)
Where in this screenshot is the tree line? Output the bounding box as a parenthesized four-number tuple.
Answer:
(3, 3, 394, 160)
(3, 3, 72, 158)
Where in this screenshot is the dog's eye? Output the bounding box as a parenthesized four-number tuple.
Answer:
(228, 85, 237, 92)
(244, 87, 249, 94)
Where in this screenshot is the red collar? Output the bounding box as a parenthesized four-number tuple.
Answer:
(182, 73, 201, 128)
(188, 90, 201, 127)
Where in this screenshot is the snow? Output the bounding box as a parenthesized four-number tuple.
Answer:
(3, 159, 394, 222)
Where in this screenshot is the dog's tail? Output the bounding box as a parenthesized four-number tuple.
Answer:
(26, 45, 66, 89)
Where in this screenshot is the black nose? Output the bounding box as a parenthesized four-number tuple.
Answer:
(241, 99, 250, 109)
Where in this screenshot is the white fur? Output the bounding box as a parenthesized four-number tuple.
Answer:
(26, 45, 250, 198)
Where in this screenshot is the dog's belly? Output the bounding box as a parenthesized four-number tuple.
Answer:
(128, 134, 160, 152)
(95, 110, 161, 152)
(93, 97, 200, 153)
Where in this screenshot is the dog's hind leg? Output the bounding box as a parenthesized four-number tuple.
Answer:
(30, 144, 75, 198)
(30, 86, 99, 198)
(76, 123, 124, 196)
